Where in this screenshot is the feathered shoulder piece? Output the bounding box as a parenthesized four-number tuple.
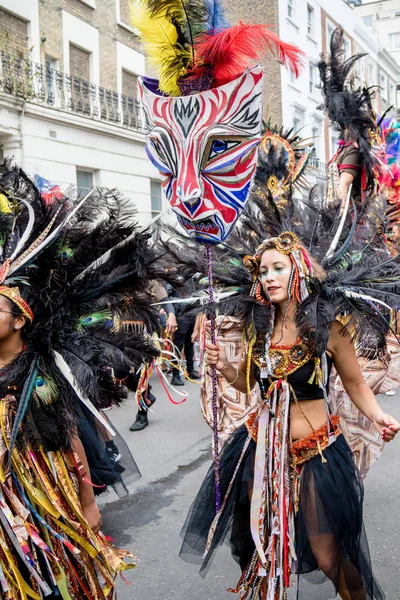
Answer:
(131, 0, 304, 95)
(318, 27, 379, 188)
(0, 160, 168, 451)
(158, 142, 400, 359)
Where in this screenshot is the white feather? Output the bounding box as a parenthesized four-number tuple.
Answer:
(325, 184, 352, 262)
(53, 349, 115, 436)
(10, 198, 35, 260)
(9, 189, 95, 274)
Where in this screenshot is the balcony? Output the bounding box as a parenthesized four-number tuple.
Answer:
(0, 51, 145, 133)
(308, 155, 327, 180)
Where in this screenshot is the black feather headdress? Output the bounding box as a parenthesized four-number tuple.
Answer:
(157, 124, 399, 360)
(318, 27, 379, 189)
(0, 160, 169, 452)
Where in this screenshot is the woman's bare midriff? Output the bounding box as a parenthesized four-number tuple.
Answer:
(290, 398, 327, 441)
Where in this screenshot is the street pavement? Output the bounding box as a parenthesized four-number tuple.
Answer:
(99, 376, 400, 600)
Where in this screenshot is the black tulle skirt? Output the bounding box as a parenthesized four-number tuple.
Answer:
(180, 424, 385, 599)
(78, 404, 141, 496)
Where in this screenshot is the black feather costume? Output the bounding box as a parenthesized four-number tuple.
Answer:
(318, 27, 380, 192)
(167, 124, 395, 597)
(0, 160, 171, 598)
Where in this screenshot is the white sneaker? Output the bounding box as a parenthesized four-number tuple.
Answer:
(385, 389, 396, 396)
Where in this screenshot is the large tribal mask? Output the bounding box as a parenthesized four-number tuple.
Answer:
(139, 66, 264, 244)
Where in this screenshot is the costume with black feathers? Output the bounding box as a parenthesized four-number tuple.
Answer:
(318, 28, 381, 206)
(0, 161, 168, 598)
(160, 127, 398, 597)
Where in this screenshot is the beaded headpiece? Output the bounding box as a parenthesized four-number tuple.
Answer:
(0, 286, 34, 322)
(244, 232, 313, 305)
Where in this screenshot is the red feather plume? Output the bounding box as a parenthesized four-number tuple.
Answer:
(193, 22, 305, 87)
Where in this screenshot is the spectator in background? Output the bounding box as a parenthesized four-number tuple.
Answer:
(130, 282, 177, 431)
(169, 279, 200, 386)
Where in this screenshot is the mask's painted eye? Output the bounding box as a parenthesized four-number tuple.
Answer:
(211, 140, 227, 154)
(208, 139, 241, 161)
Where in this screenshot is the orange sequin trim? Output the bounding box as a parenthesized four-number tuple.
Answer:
(290, 415, 341, 465)
(246, 413, 341, 465)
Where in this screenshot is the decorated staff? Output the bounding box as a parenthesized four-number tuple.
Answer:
(132, 0, 304, 511)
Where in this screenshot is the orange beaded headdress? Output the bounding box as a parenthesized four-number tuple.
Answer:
(244, 231, 313, 306)
(0, 286, 34, 322)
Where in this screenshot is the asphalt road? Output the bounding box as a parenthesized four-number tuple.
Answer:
(99, 376, 400, 600)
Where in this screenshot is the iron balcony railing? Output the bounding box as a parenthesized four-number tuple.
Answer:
(308, 155, 327, 178)
(0, 51, 145, 132)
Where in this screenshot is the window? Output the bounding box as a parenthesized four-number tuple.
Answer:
(293, 109, 304, 132)
(76, 170, 93, 196)
(389, 32, 400, 49)
(288, 0, 294, 18)
(307, 5, 314, 36)
(122, 69, 138, 101)
(151, 180, 162, 218)
(309, 62, 314, 93)
(362, 15, 373, 27)
(395, 11, 400, 18)
(69, 44, 90, 81)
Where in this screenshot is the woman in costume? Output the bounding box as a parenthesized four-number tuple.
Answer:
(0, 161, 167, 598)
(177, 173, 400, 598)
(319, 28, 381, 211)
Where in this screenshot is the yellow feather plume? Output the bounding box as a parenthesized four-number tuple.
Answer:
(0, 194, 12, 214)
(131, 0, 191, 96)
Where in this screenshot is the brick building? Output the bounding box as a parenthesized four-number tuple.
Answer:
(0, 0, 162, 224)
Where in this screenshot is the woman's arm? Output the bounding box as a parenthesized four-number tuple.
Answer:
(328, 322, 400, 442)
(72, 435, 103, 533)
(206, 340, 256, 394)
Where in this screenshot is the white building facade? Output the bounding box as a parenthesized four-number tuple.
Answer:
(0, 0, 164, 226)
(279, 0, 400, 165)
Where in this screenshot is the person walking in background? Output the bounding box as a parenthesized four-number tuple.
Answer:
(130, 282, 178, 430)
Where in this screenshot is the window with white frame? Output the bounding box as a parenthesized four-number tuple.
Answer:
(288, 0, 294, 19)
(76, 169, 94, 196)
(362, 15, 373, 27)
(307, 5, 314, 36)
(309, 62, 314, 94)
(151, 180, 162, 219)
(389, 32, 400, 49)
(395, 10, 400, 18)
(293, 109, 305, 132)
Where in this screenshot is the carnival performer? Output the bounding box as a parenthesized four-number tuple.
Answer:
(176, 162, 400, 598)
(319, 28, 381, 211)
(0, 160, 169, 598)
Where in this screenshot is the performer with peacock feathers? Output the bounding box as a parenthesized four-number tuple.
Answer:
(0, 160, 170, 598)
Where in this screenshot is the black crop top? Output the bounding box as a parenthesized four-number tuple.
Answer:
(251, 334, 333, 401)
(254, 355, 333, 400)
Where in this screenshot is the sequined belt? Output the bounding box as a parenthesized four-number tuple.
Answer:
(245, 412, 342, 465)
(290, 415, 341, 465)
